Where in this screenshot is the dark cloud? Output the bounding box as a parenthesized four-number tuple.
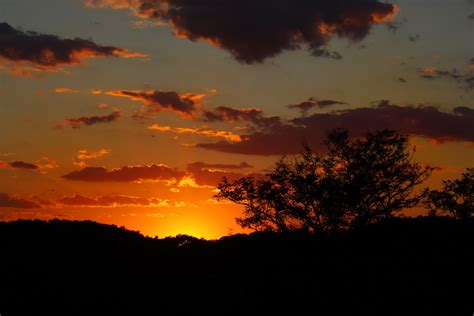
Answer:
(0, 22, 145, 76)
(62, 162, 257, 187)
(201, 106, 283, 131)
(202, 106, 264, 122)
(196, 126, 307, 156)
(196, 102, 474, 156)
(60, 111, 121, 129)
(9, 161, 39, 170)
(104, 90, 201, 118)
(185, 165, 248, 187)
(408, 34, 420, 42)
(288, 98, 346, 116)
(0, 193, 40, 209)
(62, 164, 184, 182)
(418, 67, 463, 80)
(86, 0, 398, 64)
(418, 66, 474, 90)
(187, 161, 253, 170)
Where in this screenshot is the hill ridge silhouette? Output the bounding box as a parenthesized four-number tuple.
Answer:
(1, 217, 473, 315)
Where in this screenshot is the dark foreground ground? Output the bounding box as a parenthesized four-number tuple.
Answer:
(1, 217, 473, 315)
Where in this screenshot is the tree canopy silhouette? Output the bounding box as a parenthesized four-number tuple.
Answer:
(425, 168, 473, 219)
(216, 129, 432, 232)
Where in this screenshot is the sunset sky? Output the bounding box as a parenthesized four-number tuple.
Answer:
(0, 0, 473, 239)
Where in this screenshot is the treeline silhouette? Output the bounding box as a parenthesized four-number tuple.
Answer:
(217, 129, 473, 231)
(1, 217, 473, 315)
(1, 129, 473, 315)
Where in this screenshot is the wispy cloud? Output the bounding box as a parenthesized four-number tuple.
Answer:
(418, 65, 474, 90)
(54, 88, 79, 94)
(74, 149, 111, 168)
(288, 98, 347, 116)
(97, 89, 205, 118)
(57, 111, 121, 129)
(148, 124, 242, 142)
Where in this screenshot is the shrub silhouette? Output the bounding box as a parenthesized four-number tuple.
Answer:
(216, 129, 432, 232)
(425, 168, 473, 219)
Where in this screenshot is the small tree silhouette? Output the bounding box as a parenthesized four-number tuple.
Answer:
(425, 168, 473, 219)
(216, 129, 432, 232)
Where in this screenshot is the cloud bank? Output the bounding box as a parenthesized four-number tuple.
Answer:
(196, 102, 474, 155)
(0, 22, 146, 76)
(85, 0, 398, 63)
(62, 162, 256, 187)
(0, 193, 40, 209)
(62, 164, 184, 182)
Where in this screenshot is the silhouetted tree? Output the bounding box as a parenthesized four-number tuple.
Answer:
(425, 168, 474, 219)
(216, 129, 432, 232)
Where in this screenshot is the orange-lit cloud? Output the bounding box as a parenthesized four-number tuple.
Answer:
(55, 88, 79, 94)
(197, 101, 474, 155)
(77, 149, 111, 160)
(97, 103, 109, 109)
(184, 165, 248, 187)
(85, 0, 398, 63)
(148, 124, 242, 142)
(36, 157, 59, 174)
(0, 193, 41, 209)
(58, 194, 181, 208)
(62, 164, 185, 182)
(101, 89, 203, 118)
(371, 4, 399, 22)
(58, 111, 121, 129)
(0, 192, 190, 210)
(0, 22, 147, 77)
(187, 161, 252, 170)
(62, 161, 257, 188)
(74, 149, 111, 168)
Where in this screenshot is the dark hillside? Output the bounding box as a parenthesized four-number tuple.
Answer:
(1, 217, 473, 315)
